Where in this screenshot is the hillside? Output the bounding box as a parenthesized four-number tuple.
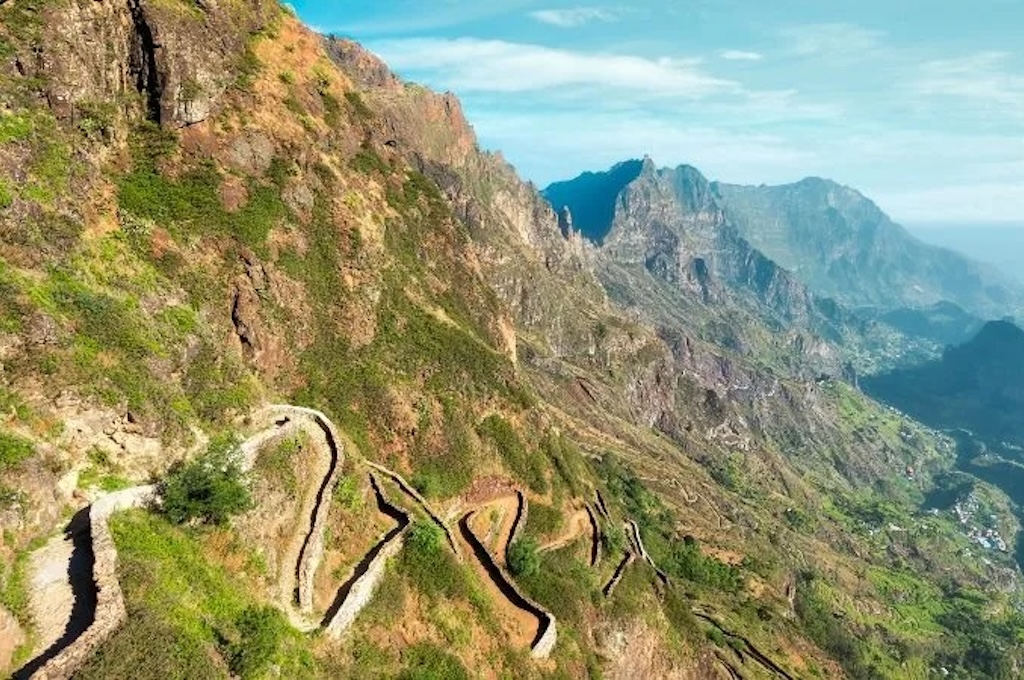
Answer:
(0, 2, 1022, 680)
(865, 320, 1024, 448)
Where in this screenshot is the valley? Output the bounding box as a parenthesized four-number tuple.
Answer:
(0, 1, 1021, 679)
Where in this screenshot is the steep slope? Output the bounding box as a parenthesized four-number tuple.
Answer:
(865, 320, 1024, 447)
(712, 179, 1024, 319)
(0, 4, 1021, 680)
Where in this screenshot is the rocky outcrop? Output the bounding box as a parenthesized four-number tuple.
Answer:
(27, 0, 276, 128)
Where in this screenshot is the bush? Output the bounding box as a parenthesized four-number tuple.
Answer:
(0, 429, 33, 470)
(399, 521, 471, 601)
(507, 538, 540, 578)
(159, 436, 251, 525)
(228, 605, 286, 679)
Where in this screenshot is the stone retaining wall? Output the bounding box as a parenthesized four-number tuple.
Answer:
(602, 551, 635, 598)
(323, 474, 409, 639)
(30, 486, 157, 680)
(505, 490, 528, 565)
(367, 462, 460, 558)
(584, 504, 601, 567)
(264, 407, 345, 615)
(460, 511, 557, 659)
(627, 520, 669, 584)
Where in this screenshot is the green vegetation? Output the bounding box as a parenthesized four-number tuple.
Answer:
(227, 605, 288, 679)
(517, 549, 597, 625)
(398, 521, 476, 603)
(0, 429, 33, 470)
(410, 397, 476, 499)
(524, 501, 563, 538)
(477, 414, 547, 493)
(255, 436, 301, 494)
(77, 511, 319, 679)
(596, 455, 741, 593)
(507, 537, 540, 577)
(159, 436, 251, 526)
(397, 642, 469, 680)
(344, 91, 374, 120)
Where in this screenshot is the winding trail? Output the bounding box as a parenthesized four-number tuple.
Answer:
(538, 508, 592, 555)
(322, 474, 409, 639)
(366, 462, 461, 559)
(627, 520, 670, 585)
(16, 405, 344, 680)
(458, 509, 557, 659)
(694, 610, 796, 680)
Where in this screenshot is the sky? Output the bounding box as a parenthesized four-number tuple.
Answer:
(289, 1, 1024, 226)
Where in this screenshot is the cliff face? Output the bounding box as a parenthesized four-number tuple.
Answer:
(712, 178, 1024, 319)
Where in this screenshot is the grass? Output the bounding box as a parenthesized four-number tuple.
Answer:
(76, 510, 319, 680)
(397, 642, 469, 680)
(477, 414, 547, 493)
(0, 429, 34, 470)
(255, 435, 302, 494)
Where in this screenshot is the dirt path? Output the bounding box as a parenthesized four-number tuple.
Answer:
(457, 513, 543, 652)
(538, 509, 590, 554)
(470, 495, 520, 567)
(15, 405, 344, 679)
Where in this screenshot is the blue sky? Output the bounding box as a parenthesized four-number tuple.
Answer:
(289, 1, 1024, 226)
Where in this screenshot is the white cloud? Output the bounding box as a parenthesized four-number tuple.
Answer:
(529, 7, 618, 28)
(719, 50, 763, 62)
(369, 38, 739, 98)
(872, 183, 1024, 224)
(779, 23, 885, 57)
(912, 52, 1024, 113)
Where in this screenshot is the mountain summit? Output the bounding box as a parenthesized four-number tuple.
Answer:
(545, 162, 1024, 324)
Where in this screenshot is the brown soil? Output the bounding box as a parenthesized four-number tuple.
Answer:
(539, 508, 591, 553)
(457, 508, 538, 651)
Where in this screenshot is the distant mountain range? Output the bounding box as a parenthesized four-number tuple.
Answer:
(544, 156, 1024, 352)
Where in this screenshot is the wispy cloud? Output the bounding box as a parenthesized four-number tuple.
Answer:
(719, 49, 763, 62)
(529, 7, 618, 27)
(779, 23, 885, 57)
(469, 109, 815, 186)
(872, 182, 1024, 224)
(369, 38, 739, 98)
(912, 52, 1024, 113)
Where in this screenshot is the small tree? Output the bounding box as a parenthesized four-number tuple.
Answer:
(507, 537, 540, 578)
(159, 435, 251, 525)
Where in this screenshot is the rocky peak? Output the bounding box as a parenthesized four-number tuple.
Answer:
(322, 37, 402, 90)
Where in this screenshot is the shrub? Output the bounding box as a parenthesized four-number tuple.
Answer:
(399, 521, 470, 600)
(0, 429, 33, 470)
(397, 642, 468, 680)
(507, 538, 540, 578)
(159, 436, 251, 525)
(228, 605, 286, 679)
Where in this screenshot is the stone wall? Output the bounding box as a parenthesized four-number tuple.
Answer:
(366, 462, 460, 558)
(323, 475, 409, 639)
(460, 511, 557, 659)
(30, 486, 156, 680)
(505, 490, 528, 566)
(628, 520, 669, 584)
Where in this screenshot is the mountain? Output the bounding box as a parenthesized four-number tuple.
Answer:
(711, 179, 1024, 319)
(864, 320, 1024, 447)
(1, 3, 1022, 680)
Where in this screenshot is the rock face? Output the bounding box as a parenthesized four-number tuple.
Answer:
(711, 178, 1024, 319)
(25, 0, 275, 128)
